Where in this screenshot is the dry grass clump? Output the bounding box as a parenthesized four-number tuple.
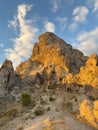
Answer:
(17, 124, 23, 130)
(5, 108, 18, 118)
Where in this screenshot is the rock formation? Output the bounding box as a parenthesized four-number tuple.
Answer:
(0, 32, 98, 130)
(16, 32, 87, 87)
(64, 53, 98, 88)
(0, 59, 21, 96)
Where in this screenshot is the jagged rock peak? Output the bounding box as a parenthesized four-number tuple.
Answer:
(1, 59, 14, 70)
(31, 32, 87, 73)
(16, 32, 88, 87)
(0, 59, 21, 95)
(38, 32, 70, 46)
(86, 53, 98, 66)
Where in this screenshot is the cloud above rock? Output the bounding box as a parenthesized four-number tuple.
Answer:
(6, 4, 39, 67)
(77, 27, 98, 56)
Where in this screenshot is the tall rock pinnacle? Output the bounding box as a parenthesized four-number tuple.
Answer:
(16, 32, 87, 84)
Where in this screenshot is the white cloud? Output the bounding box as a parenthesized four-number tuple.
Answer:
(68, 22, 77, 31)
(86, 0, 98, 12)
(68, 6, 89, 31)
(0, 43, 4, 47)
(56, 17, 67, 31)
(6, 4, 39, 67)
(93, 0, 98, 12)
(77, 27, 98, 56)
(72, 6, 89, 23)
(8, 16, 18, 30)
(44, 21, 55, 32)
(50, 0, 66, 12)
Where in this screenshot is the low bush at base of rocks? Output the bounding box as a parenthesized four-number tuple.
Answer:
(34, 106, 44, 116)
(21, 93, 31, 107)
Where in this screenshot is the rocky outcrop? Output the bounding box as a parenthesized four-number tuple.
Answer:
(64, 53, 98, 88)
(79, 54, 98, 87)
(0, 32, 98, 130)
(0, 59, 21, 96)
(16, 32, 87, 87)
(78, 99, 98, 129)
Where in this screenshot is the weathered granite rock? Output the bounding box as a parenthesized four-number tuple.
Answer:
(0, 59, 21, 96)
(64, 53, 98, 88)
(78, 53, 98, 87)
(16, 32, 87, 87)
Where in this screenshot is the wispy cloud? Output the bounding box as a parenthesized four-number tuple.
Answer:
(93, 0, 98, 12)
(8, 16, 18, 30)
(86, 0, 98, 12)
(56, 17, 67, 31)
(0, 43, 4, 48)
(44, 20, 55, 32)
(68, 6, 89, 30)
(6, 4, 39, 67)
(50, 0, 66, 13)
(72, 6, 89, 23)
(77, 27, 98, 55)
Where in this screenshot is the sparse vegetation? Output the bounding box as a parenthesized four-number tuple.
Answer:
(62, 96, 72, 110)
(47, 107, 51, 111)
(5, 109, 18, 118)
(21, 93, 31, 107)
(49, 96, 54, 102)
(34, 106, 44, 116)
(40, 98, 47, 105)
(17, 124, 23, 130)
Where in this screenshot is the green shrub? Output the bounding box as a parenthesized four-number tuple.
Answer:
(34, 106, 44, 116)
(47, 107, 51, 111)
(21, 93, 31, 107)
(49, 96, 54, 102)
(40, 98, 47, 105)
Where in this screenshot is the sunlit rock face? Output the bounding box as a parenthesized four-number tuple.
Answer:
(79, 99, 98, 129)
(64, 53, 98, 88)
(78, 53, 98, 87)
(16, 32, 87, 86)
(0, 59, 21, 96)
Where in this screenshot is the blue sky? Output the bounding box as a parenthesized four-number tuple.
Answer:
(0, 0, 98, 67)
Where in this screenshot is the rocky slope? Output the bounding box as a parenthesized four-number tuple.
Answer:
(0, 32, 98, 130)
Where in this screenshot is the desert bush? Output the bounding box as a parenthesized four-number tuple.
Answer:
(47, 107, 51, 111)
(40, 98, 47, 105)
(5, 109, 18, 117)
(21, 93, 31, 107)
(34, 106, 44, 116)
(49, 96, 54, 102)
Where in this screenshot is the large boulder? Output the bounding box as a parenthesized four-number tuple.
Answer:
(0, 59, 21, 96)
